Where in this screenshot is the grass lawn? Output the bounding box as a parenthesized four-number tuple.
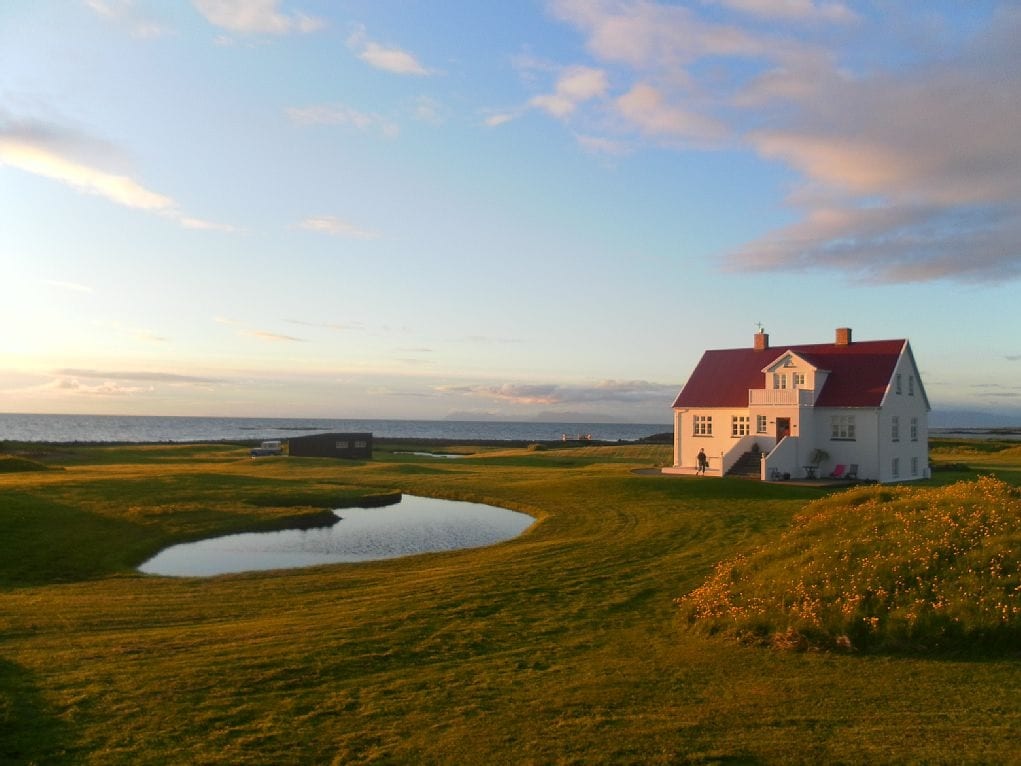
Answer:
(1, 440, 1020, 764)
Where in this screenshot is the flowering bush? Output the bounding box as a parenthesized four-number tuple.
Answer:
(677, 476, 1021, 653)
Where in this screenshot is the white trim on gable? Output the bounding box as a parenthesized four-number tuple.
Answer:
(761, 350, 822, 375)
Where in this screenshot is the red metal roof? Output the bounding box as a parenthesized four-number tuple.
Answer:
(672, 339, 907, 409)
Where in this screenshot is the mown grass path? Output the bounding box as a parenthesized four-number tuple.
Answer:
(2, 442, 1020, 763)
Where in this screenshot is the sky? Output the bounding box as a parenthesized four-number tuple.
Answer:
(2, 1, 1020, 424)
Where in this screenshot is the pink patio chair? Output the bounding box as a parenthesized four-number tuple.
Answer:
(829, 464, 846, 479)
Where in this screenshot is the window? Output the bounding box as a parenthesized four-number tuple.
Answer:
(908, 376, 915, 396)
(694, 415, 712, 436)
(910, 417, 918, 442)
(793, 372, 806, 388)
(731, 416, 750, 437)
(756, 414, 768, 434)
(336, 440, 349, 449)
(354, 440, 367, 449)
(892, 457, 900, 479)
(831, 415, 856, 440)
(895, 374, 902, 394)
(772, 372, 788, 389)
(911, 456, 919, 476)
(892, 416, 900, 442)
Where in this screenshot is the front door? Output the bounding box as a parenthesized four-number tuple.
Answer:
(776, 417, 791, 442)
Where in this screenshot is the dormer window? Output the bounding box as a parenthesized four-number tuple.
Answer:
(772, 373, 788, 390)
(793, 372, 806, 388)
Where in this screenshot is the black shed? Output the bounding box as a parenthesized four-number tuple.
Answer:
(288, 433, 373, 459)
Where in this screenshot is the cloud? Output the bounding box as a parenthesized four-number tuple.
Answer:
(215, 316, 306, 342)
(529, 66, 608, 118)
(297, 215, 379, 240)
(484, 113, 516, 128)
(347, 25, 430, 76)
(0, 114, 234, 230)
(709, 0, 856, 24)
(575, 133, 630, 156)
(615, 83, 726, 143)
(547, 1, 1021, 284)
(43, 280, 93, 293)
(726, 16, 1021, 283)
(54, 369, 222, 384)
(246, 330, 305, 342)
(549, 0, 779, 70)
(285, 319, 365, 332)
(53, 377, 151, 396)
(412, 96, 444, 125)
(86, 0, 172, 38)
(285, 104, 399, 138)
(48, 368, 224, 397)
(192, 0, 324, 35)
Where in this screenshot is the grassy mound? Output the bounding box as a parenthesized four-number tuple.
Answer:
(0, 455, 55, 473)
(677, 476, 1021, 654)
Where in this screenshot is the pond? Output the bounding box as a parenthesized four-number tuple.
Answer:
(138, 494, 534, 577)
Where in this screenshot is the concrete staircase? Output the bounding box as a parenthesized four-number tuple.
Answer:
(726, 450, 762, 479)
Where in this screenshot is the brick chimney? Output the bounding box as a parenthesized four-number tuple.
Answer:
(836, 327, 853, 346)
(754, 330, 770, 350)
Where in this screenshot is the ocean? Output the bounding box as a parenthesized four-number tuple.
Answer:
(0, 413, 671, 444)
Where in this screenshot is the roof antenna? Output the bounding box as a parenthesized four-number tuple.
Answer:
(754, 321, 765, 333)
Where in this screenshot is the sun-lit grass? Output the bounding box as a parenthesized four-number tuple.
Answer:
(2, 438, 1021, 763)
(678, 475, 1021, 653)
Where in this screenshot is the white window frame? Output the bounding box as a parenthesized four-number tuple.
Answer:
(831, 415, 856, 441)
(756, 414, 768, 434)
(911, 456, 919, 476)
(892, 457, 900, 479)
(693, 415, 713, 436)
(891, 416, 900, 442)
(793, 372, 806, 388)
(910, 417, 918, 442)
(896, 374, 902, 394)
(731, 415, 750, 437)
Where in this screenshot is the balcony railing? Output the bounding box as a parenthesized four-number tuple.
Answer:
(749, 388, 816, 406)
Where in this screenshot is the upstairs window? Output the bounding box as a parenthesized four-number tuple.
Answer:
(892, 416, 900, 442)
(772, 373, 788, 390)
(895, 374, 902, 394)
(910, 417, 919, 441)
(831, 415, 856, 440)
(793, 372, 806, 388)
(909, 376, 915, 396)
(694, 415, 712, 436)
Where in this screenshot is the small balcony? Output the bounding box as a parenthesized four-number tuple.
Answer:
(749, 388, 816, 406)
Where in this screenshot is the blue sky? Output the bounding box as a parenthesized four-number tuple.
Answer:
(2, 1, 1020, 423)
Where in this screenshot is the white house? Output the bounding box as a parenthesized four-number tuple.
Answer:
(665, 328, 930, 483)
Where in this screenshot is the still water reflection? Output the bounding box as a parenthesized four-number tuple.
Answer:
(139, 494, 534, 577)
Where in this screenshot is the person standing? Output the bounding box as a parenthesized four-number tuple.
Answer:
(697, 448, 708, 475)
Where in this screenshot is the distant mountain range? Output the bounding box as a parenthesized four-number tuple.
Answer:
(929, 409, 1021, 429)
(440, 408, 1019, 430)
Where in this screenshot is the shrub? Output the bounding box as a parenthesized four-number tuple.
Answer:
(677, 476, 1021, 654)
